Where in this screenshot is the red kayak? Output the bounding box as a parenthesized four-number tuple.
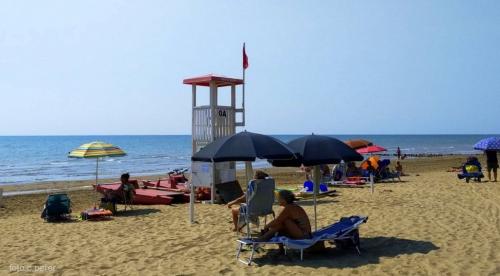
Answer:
(142, 173, 188, 190)
(143, 169, 188, 188)
(95, 183, 174, 205)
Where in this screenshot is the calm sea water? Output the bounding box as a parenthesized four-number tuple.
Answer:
(0, 135, 494, 185)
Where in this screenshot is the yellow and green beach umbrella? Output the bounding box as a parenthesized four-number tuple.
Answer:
(68, 141, 126, 185)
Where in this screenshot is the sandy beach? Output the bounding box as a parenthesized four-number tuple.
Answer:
(2, 1, 499, 275)
(1, 155, 500, 275)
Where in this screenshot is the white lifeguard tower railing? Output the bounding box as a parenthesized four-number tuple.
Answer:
(184, 74, 245, 203)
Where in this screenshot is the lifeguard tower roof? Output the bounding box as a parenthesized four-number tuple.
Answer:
(183, 74, 243, 87)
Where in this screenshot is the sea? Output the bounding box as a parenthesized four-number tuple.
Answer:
(0, 135, 494, 186)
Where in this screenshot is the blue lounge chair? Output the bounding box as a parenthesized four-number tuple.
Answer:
(41, 193, 72, 221)
(236, 215, 368, 265)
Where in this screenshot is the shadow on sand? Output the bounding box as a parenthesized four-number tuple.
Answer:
(251, 236, 439, 268)
(295, 198, 338, 206)
(115, 208, 161, 217)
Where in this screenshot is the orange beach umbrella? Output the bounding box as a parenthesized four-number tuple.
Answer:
(345, 139, 373, 150)
(360, 155, 380, 170)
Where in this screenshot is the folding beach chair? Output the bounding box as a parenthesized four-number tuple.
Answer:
(236, 216, 368, 265)
(458, 171, 484, 183)
(376, 160, 400, 182)
(122, 189, 134, 211)
(457, 156, 484, 183)
(330, 163, 346, 182)
(215, 180, 244, 204)
(238, 178, 276, 237)
(41, 193, 72, 221)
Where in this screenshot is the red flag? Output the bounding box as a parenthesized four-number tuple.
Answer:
(243, 43, 249, 70)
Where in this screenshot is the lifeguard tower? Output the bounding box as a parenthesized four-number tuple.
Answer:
(184, 74, 245, 202)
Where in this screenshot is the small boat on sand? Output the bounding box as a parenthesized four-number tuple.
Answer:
(94, 181, 188, 205)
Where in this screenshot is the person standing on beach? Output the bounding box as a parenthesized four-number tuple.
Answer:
(485, 150, 498, 182)
(397, 146, 401, 160)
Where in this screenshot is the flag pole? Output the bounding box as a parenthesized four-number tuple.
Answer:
(242, 42, 246, 125)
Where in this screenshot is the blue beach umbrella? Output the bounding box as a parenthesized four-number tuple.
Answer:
(474, 137, 500, 151)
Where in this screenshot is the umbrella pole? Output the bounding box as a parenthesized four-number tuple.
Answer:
(245, 161, 254, 185)
(370, 173, 374, 194)
(313, 165, 321, 231)
(95, 157, 99, 186)
(211, 161, 215, 204)
(190, 176, 195, 223)
(94, 157, 100, 208)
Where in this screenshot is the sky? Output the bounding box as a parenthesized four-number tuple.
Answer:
(0, 0, 499, 135)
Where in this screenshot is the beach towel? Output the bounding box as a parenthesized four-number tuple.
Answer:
(80, 208, 113, 220)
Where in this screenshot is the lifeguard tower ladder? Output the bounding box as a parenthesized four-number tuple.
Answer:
(184, 74, 245, 202)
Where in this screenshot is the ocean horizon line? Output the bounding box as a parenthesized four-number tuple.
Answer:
(0, 133, 499, 137)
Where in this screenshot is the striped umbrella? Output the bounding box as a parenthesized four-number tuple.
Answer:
(68, 141, 126, 185)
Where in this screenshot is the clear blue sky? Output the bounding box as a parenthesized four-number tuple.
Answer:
(1, 1, 499, 135)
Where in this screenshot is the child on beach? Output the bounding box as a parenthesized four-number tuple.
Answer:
(395, 161, 404, 176)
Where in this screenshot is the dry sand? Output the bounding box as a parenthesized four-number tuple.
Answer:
(1, 156, 500, 275)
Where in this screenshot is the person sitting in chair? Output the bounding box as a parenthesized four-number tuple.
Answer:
(120, 173, 135, 204)
(320, 164, 332, 183)
(346, 161, 360, 177)
(464, 156, 482, 172)
(257, 189, 311, 241)
(366, 160, 376, 175)
(227, 170, 269, 232)
(301, 165, 313, 181)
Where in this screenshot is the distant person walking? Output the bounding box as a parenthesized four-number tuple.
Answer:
(397, 146, 401, 160)
(485, 150, 498, 182)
